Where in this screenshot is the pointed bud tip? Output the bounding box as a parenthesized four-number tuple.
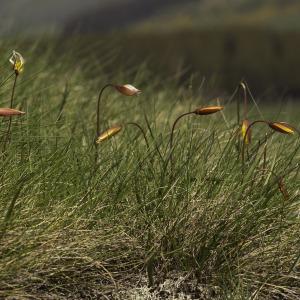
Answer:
(0, 108, 25, 116)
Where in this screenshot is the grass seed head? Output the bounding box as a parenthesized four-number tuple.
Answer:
(268, 122, 294, 134)
(114, 84, 141, 96)
(9, 50, 25, 75)
(241, 119, 251, 144)
(194, 105, 224, 115)
(96, 125, 122, 143)
(0, 108, 25, 116)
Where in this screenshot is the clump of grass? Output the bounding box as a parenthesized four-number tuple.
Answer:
(0, 40, 299, 300)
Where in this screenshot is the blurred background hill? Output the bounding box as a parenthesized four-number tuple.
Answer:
(1, 0, 300, 34)
(1, 0, 300, 94)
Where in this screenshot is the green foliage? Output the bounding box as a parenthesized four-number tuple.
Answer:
(0, 39, 299, 299)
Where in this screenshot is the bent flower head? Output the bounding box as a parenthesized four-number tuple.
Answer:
(96, 125, 122, 143)
(114, 84, 141, 96)
(268, 122, 294, 135)
(194, 105, 224, 115)
(0, 108, 25, 116)
(9, 50, 25, 75)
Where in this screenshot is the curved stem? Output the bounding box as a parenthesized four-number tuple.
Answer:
(168, 111, 194, 174)
(170, 112, 194, 152)
(126, 122, 149, 149)
(241, 82, 248, 120)
(259, 168, 289, 201)
(143, 112, 164, 162)
(242, 120, 268, 167)
(96, 84, 113, 137)
(10, 74, 18, 107)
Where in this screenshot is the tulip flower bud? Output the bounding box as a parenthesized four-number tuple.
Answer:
(96, 125, 122, 143)
(194, 106, 224, 115)
(0, 108, 25, 116)
(268, 122, 294, 135)
(9, 50, 25, 75)
(114, 84, 141, 96)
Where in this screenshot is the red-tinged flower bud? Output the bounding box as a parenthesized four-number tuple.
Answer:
(0, 108, 25, 116)
(114, 84, 141, 96)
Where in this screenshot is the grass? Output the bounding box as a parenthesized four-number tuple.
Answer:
(0, 39, 300, 299)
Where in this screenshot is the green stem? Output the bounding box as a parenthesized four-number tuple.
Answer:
(242, 120, 268, 168)
(241, 82, 248, 120)
(96, 84, 113, 137)
(143, 112, 164, 162)
(2, 74, 18, 152)
(95, 84, 114, 167)
(126, 122, 150, 149)
(169, 111, 194, 172)
(170, 112, 194, 153)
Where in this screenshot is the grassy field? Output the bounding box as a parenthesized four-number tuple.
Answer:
(0, 39, 300, 299)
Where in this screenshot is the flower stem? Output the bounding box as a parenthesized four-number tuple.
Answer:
(2, 74, 18, 153)
(169, 111, 194, 172)
(126, 122, 149, 149)
(96, 84, 113, 137)
(170, 112, 194, 152)
(242, 120, 268, 168)
(241, 82, 248, 120)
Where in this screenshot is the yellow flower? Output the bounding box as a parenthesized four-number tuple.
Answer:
(241, 119, 251, 144)
(268, 122, 294, 135)
(9, 50, 25, 75)
(96, 125, 122, 143)
(194, 105, 224, 115)
(114, 84, 141, 96)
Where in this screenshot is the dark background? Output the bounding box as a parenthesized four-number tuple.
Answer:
(1, 0, 300, 94)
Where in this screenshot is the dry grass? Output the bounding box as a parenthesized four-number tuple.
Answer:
(0, 39, 299, 299)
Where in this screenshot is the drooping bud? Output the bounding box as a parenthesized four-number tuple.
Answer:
(114, 84, 141, 96)
(194, 106, 224, 115)
(0, 108, 25, 116)
(96, 125, 122, 143)
(268, 122, 294, 135)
